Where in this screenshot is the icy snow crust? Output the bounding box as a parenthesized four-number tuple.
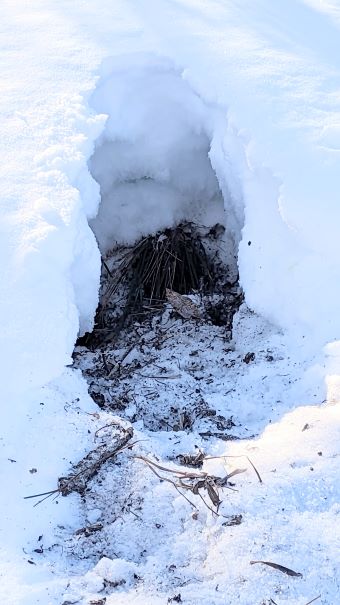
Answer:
(2, 1, 340, 604)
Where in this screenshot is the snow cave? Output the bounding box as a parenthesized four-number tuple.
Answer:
(86, 55, 244, 337)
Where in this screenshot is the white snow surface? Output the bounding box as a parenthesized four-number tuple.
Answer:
(2, 1, 340, 604)
(3, 0, 340, 397)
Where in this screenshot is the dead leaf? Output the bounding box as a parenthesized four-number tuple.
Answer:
(250, 560, 302, 577)
(206, 481, 221, 508)
(222, 514, 243, 526)
(243, 352, 255, 364)
(166, 288, 202, 320)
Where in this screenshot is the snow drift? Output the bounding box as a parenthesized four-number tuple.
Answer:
(3, 0, 340, 402)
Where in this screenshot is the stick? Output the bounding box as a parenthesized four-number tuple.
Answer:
(205, 454, 262, 483)
(58, 429, 134, 496)
(304, 597, 321, 605)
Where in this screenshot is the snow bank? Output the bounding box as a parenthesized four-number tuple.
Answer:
(0, 1, 107, 399)
(3, 2, 340, 604)
(87, 17, 340, 344)
(0, 369, 97, 605)
(4, 0, 340, 402)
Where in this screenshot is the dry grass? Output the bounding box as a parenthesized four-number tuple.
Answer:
(100, 222, 213, 321)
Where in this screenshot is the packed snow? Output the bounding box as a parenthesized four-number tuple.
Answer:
(1, 1, 340, 604)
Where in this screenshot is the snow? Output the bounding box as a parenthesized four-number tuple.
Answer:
(2, 1, 340, 604)
(89, 54, 235, 256)
(0, 369, 98, 604)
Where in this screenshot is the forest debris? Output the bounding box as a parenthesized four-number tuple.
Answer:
(206, 454, 262, 484)
(168, 595, 182, 603)
(139, 372, 181, 380)
(199, 431, 240, 441)
(97, 222, 214, 339)
(75, 523, 103, 537)
(25, 428, 133, 504)
(250, 560, 302, 577)
(58, 427, 133, 496)
(135, 455, 245, 513)
(177, 450, 205, 468)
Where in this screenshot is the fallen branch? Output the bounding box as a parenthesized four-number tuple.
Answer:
(25, 426, 134, 505)
(135, 455, 245, 514)
(58, 427, 134, 496)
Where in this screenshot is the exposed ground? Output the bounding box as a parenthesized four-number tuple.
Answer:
(58, 240, 327, 604)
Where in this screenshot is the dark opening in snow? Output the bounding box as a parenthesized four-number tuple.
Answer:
(75, 54, 245, 436)
(87, 53, 241, 271)
(83, 54, 244, 343)
(78, 220, 242, 348)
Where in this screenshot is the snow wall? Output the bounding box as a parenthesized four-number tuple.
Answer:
(4, 0, 340, 399)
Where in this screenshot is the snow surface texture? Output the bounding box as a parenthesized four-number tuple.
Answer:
(2, 1, 340, 604)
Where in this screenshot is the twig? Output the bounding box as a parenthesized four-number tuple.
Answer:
(135, 455, 240, 515)
(24, 489, 59, 500)
(95, 421, 121, 438)
(246, 456, 262, 483)
(134, 455, 207, 479)
(58, 431, 134, 496)
(120, 342, 139, 365)
(102, 260, 113, 277)
(198, 492, 220, 517)
(25, 434, 136, 505)
(173, 485, 198, 510)
(205, 454, 262, 483)
(304, 596, 321, 605)
(26, 430, 135, 507)
(101, 352, 110, 375)
(138, 373, 181, 380)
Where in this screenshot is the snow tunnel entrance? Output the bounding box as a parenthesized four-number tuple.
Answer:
(74, 55, 245, 432)
(82, 55, 243, 345)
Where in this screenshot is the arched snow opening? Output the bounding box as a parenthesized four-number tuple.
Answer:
(84, 54, 245, 343)
(74, 55, 303, 435)
(89, 55, 243, 265)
